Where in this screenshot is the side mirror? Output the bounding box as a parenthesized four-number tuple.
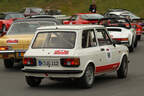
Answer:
(112, 40, 121, 47)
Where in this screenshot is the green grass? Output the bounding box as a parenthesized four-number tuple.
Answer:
(0, 0, 144, 17)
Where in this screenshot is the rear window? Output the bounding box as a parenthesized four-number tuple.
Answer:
(107, 28, 121, 32)
(7, 21, 56, 35)
(80, 14, 103, 20)
(32, 31, 76, 49)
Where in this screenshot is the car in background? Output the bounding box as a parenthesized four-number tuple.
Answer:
(63, 13, 104, 24)
(20, 7, 45, 17)
(99, 18, 137, 52)
(29, 14, 70, 23)
(0, 18, 61, 69)
(22, 25, 129, 88)
(131, 19, 144, 40)
(0, 12, 25, 36)
(104, 8, 140, 20)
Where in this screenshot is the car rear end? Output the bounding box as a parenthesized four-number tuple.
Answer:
(0, 19, 59, 68)
(107, 28, 130, 46)
(22, 29, 84, 78)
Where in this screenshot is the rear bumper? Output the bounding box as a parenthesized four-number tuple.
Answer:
(22, 69, 83, 74)
(0, 50, 26, 59)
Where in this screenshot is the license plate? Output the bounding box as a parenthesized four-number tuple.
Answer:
(38, 59, 60, 67)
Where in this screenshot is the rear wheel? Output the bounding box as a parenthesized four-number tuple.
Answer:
(4, 59, 14, 68)
(25, 76, 42, 87)
(134, 37, 138, 48)
(137, 35, 141, 41)
(117, 56, 128, 79)
(80, 64, 95, 88)
(129, 39, 134, 52)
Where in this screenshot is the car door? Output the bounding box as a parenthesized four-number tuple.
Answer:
(95, 28, 120, 72)
(81, 29, 107, 74)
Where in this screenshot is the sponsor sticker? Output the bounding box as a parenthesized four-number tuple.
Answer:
(54, 50, 69, 55)
(7, 39, 18, 44)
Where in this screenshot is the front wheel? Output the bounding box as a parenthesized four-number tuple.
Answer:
(25, 76, 42, 87)
(80, 64, 95, 88)
(117, 56, 128, 79)
(4, 59, 14, 68)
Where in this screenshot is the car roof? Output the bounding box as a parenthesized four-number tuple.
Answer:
(37, 25, 104, 30)
(0, 12, 23, 15)
(74, 13, 103, 15)
(13, 18, 62, 24)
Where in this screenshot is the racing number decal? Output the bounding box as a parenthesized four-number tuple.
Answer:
(106, 48, 112, 60)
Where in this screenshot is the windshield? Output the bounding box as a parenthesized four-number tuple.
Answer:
(7, 21, 56, 35)
(5, 14, 24, 19)
(81, 14, 104, 20)
(31, 8, 44, 14)
(32, 31, 76, 49)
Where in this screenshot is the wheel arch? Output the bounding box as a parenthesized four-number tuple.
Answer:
(117, 53, 128, 70)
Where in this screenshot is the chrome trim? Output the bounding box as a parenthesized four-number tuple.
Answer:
(0, 50, 26, 54)
(0, 50, 15, 53)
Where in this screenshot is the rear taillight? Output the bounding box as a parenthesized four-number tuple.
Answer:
(61, 58, 80, 67)
(113, 38, 128, 41)
(23, 58, 36, 66)
(136, 28, 141, 32)
(0, 46, 11, 51)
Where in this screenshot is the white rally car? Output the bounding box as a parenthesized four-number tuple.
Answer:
(99, 18, 137, 52)
(22, 25, 129, 88)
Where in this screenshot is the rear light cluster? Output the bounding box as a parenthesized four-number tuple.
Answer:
(23, 58, 36, 66)
(60, 58, 80, 67)
(0, 46, 12, 51)
(113, 38, 128, 41)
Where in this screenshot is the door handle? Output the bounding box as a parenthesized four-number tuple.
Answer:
(100, 48, 105, 51)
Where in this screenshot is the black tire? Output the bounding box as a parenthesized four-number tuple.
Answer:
(134, 38, 138, 48)
(117, 56, 128, 79)
(4, 59, 14, 68)
(129, 39, 134, 52)
(137, 35, 141, 41)
(25, 76, 42, 87)
(80, 64, 95, 88)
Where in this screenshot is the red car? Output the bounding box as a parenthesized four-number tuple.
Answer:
(0, 12, 25, 37)
(131, 23, 142, 40)
(63, 13, 104, 24)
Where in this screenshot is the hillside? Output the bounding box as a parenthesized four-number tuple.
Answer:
(0, 0, 144, 17)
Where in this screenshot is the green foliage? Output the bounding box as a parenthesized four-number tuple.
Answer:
(0, 0, 144, 17)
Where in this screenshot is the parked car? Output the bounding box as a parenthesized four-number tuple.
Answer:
(22, 25, 129, 88)
(20, 7, 45, 17)
(99, 18, 137, 52)
(104, 8, 140, 20)
(0, 12, 25, 36)
(63, 13, 104, 24)
(0, 18, 61, 69)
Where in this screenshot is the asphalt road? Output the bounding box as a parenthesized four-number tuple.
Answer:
(0, 36, 144, 96)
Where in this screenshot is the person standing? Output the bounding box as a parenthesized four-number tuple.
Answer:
(89, 0, 97, 13)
